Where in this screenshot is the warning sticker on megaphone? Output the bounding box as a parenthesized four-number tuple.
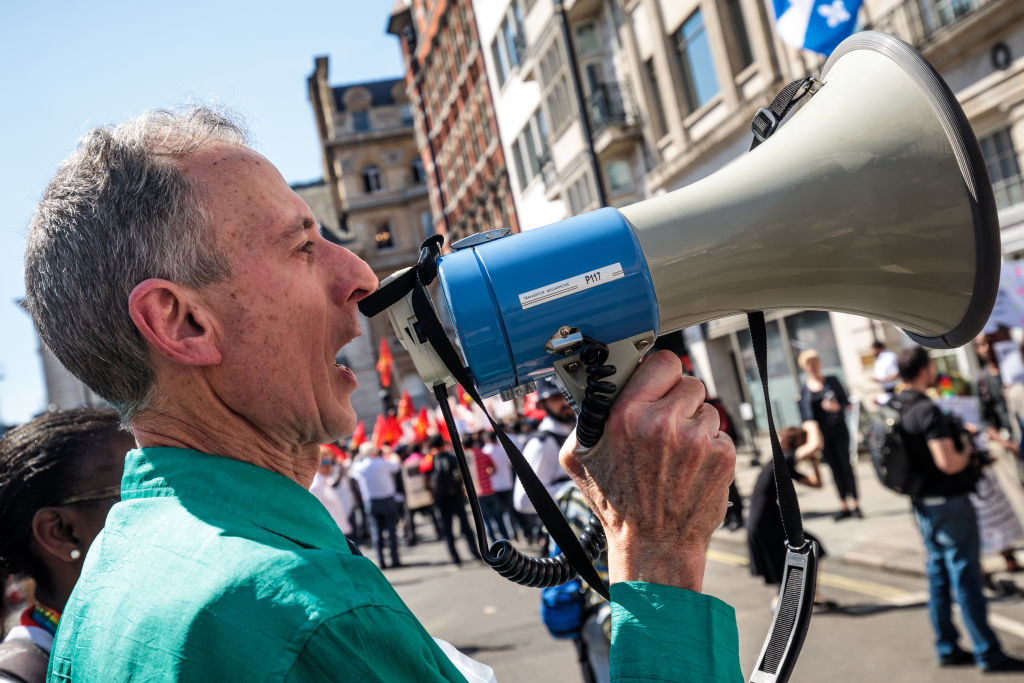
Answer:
(518, 263, 624, 310)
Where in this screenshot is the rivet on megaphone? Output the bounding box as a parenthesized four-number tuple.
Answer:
(635, 340, 651, 351)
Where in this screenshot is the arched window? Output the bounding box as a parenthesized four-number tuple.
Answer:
(375, 222, 394, 249)
(410, 156, 425, 184)
(362, 164, 383, 193)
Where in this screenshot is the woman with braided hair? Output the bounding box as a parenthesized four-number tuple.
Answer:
(0, 408, 131, 682)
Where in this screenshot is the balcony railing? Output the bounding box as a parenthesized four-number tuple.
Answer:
(863, 0, 993, 48)
(586, 82, 635, 137)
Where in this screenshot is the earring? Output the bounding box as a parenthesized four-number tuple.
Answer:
(70, 549, 81, 560)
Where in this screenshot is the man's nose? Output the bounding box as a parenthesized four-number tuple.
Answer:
(330, 246, 379, 304)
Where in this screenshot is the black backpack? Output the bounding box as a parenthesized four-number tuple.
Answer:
(431, 451, 463, 500)
(867, 395, 924, 496)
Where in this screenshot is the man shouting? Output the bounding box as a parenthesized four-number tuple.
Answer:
(25, 107, 739, 682)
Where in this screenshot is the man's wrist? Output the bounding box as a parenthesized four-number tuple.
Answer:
(607, 539, 708, 591)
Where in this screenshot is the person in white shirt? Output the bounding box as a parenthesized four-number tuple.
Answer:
(309, 445, 354, 537)
(873, 341, 900, 405)
(351, 443, 402, 569)
(481, 431, 524, 540)
(513, 379, 576, 543)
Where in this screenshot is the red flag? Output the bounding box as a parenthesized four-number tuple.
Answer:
(371, 414, 387, 450)
(413, 406, 430, 441)
(376, 338, 394, 388)
(385, 414, 402, 446)
(397, 390, 414, 421)
(432, 411, 450, 442)
(349, 421, 366, 450)
(456, 384, 474, 406)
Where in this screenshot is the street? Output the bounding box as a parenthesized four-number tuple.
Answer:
(385, 531, 1024, 681)
(383, 450, 1024, 682)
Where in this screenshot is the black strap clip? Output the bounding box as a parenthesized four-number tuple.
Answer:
(751, 107, 779, 143)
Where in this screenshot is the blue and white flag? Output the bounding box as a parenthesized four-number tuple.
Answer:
(773, 0, 863, 55)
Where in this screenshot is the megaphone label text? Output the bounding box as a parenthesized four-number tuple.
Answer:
(518, 263, 624, 310)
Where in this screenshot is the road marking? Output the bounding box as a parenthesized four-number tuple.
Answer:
(708, 548, 907, 600)
(709, 546, 1024, 639)
(707, 548, 750, 567)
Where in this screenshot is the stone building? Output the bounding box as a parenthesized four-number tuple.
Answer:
(471, 0, 1024, 434)
(307, 57, 434, 422)
(387, 0, 520, 245)
(474, 0, 648, 233)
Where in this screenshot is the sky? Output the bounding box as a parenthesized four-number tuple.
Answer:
(0, 1, 406, 426)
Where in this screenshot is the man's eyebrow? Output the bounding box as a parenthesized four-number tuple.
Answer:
(273, 217, 317, 245)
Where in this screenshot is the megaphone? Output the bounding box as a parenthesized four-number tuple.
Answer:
(368, 30, 999, 411)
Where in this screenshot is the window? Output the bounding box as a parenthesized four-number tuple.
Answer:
(540, 42, 573, 134)
(567, 174, 595, 215)
(574, 22, 600, 58)
(400, 104, 414, 126)
(491, 39, 509, 85)
(362, 164, 383, 193)
(512, 109, 551, 189)
(352, 109, 370, 133)
(981, 128, 1024, 209)
(644, 59, 668, 138)
(410, 156, 425, 184)
(724, 0, 754, 73)
(605, 160, 633, 195)
(375, 222, 394, 249)
(674, 10, 720, 112)
(491, 3, 525, 87)
(512, 141, 528, 189)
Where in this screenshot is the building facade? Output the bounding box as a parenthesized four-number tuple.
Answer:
(472, 0, 1024, 434)
(387, 0, 520, 245)
(307, 58, 434, 422)
(474, 0, 649, 233)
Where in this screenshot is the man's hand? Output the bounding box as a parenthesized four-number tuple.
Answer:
(559, 350, 735, 592)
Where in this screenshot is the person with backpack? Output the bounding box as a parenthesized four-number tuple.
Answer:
(425, 436, 481, 566)
(513, 379, 576, 545)
(895, 346, 1024, 672)
(541, 480, 611, 683)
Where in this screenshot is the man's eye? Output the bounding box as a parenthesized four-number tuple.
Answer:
(299, 241, 314, 254)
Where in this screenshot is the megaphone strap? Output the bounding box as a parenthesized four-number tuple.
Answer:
(750, 77, 820, 149)
(361, 235, 611, 600)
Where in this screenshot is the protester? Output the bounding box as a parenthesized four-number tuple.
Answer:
(513, 379, 575, 544)
(465, 434, 509, 544)
(798, 349, 861, 520)
(309, 444, 354, 537)
(872, 341, 901, 405)
(425, 436, 481, 565)
(351, 442, 402, 569)
(481, 431, 522, 541)
(973, 332, 1021, 456)
(746, 426, 833, 609)
(24, 107, 738, 680)
(895, 346, 1024, 671)
(0, 409, 132, 682)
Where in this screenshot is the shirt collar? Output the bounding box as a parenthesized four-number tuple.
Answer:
(120, 447, 350, 553)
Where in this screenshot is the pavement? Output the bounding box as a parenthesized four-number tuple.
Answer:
(716, 441, 1024, 579)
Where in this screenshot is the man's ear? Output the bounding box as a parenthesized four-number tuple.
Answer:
(31, 508, 79, 564)
(128, 278, 222, 366)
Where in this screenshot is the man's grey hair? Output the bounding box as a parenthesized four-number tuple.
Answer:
(24, 107, 249, 419)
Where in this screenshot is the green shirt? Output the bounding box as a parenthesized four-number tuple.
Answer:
(49, 448, 741, 682)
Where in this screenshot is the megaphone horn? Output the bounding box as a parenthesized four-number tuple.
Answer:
(366, 31, 999, 410)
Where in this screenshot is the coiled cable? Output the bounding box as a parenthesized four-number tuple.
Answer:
(436, 335, 616, 591)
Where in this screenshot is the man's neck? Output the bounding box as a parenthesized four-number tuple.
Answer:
(906, 379, 931, 394)
(130, 401, 320, 487)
